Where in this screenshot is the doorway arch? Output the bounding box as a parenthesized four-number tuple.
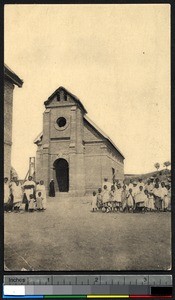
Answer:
(53, 158, 69, 192)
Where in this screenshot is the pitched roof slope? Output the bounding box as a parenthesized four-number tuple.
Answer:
(84, 115, 125, 159)
(4, 64, 23, 87)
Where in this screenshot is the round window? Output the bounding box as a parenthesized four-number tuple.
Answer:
(56, 117, 66, 128)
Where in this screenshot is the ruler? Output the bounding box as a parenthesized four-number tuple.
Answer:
(3, 275, 172, 297)
(4, 274, 172, 286)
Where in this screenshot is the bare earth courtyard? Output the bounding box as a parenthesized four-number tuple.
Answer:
(4, 196, 171, 271)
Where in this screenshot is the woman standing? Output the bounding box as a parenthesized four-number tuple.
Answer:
(49, 179, 55, 197)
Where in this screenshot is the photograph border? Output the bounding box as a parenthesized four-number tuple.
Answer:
(1, 0, 174, 298)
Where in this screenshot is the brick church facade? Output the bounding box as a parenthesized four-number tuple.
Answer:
(34, 87, 124, 195)
(4, 65, 23, 179)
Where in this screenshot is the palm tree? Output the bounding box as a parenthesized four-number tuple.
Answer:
(163, 161, 171, 170)
(154, 163, 160, 171)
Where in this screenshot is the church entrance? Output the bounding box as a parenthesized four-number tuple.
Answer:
(54, 159, 69, 192)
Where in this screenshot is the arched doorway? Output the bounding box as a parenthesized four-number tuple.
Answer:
(53, 159, 69, 192)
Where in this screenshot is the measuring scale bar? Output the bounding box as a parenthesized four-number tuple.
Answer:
(3, 275, 172, 298)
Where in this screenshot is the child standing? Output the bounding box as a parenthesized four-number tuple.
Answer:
(109, 185, 115, 212)
(114, 184, 122, 211)
(91, 191, 97, 212)
(148, 192, 155, 212)
(36, 191, 43, 211)
(126, 188, 134, 212)
(102, 185, 110, 212)
(28, 194, 35, 212)
(97, 188, 103, 209)
(121, 185, 128, 212)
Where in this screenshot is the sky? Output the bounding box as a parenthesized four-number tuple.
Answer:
(4, 4, 170, 179)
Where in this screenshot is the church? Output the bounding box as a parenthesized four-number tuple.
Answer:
(34, 87, 125, 195)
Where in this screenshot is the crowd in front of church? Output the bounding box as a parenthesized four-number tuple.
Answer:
(3, 176, 55, 213)
(91, 177, 171, 213)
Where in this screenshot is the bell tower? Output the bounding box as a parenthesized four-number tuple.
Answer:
(40, 87, 86, 196)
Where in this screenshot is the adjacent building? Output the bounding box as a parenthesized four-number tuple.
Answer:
(4, 64, 23, 179)
(34, 87, 124, 195)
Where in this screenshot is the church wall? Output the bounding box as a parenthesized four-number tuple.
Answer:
(83, 124, 124, 192)
(84, 154, 102, 193)
(4, 80, 14, 179)
(35, 146, 43, 182)
(103, 146, 124, 183)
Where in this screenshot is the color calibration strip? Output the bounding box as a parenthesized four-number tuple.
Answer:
(3, 295, 173, 299)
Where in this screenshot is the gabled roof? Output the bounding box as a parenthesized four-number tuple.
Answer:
(4, 64, 23, 87)
(44, 86, 87, 114)
(34, 132, 43, 144)
(84, 115, 125, 159)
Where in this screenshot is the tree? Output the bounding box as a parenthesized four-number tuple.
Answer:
(163, 161, 171, 170)
(154, 163, 160, 171)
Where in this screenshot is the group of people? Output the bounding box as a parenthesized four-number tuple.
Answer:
(91, 177, 171, 213)
(4, 176, 49, 213)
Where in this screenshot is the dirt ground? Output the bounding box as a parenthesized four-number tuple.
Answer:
(4, 195, 171, 271)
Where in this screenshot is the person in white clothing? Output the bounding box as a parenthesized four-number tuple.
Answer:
(22, 176, 36, 211)
(102, 185, 110, 212)
(10, 179, 23, 212)
(147, 192, 155, 211)
(114, 184, 122, 211)
(128, 180, 133, 191)
(36, 180, 47, 210)
(22, 176, 36, 201)
(153, 183, 162, 211)
(160, 182, 168, 211)
(145, 179, 154, 194)
(126, 188, 134, 212)
(132, 182, 139, 199)
(103, 178, 112, 191)
(166, 185, 171, 211)
(138, 178, 145, 189)
(134, 186, 146, 212)
(91, 191, 97, 212)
